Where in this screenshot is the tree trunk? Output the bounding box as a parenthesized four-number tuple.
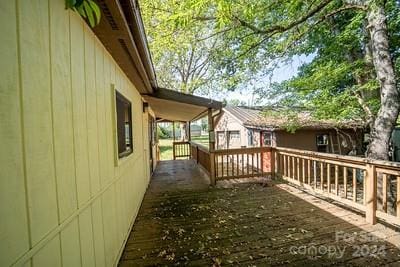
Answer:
(366, 3, 399, 160)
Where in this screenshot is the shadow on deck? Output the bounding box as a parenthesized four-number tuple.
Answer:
(119, 160, 400, 266)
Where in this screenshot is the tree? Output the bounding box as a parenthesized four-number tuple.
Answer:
(141, 1, 237, 95)
(169, 0, 399, 160)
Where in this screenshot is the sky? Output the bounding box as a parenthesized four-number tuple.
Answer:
(196, 54, 314, 106)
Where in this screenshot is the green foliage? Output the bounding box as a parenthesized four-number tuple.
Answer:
(160, 0, 399, 125)
(261, 109, 302, 133)
(157, 125, 171, 139)
(66, 0, 101, 27)
(140, 0, 251, 95)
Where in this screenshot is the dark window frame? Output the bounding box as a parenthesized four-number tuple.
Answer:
(115, 91, 133, 159)
(316, 133, 329, 153)
(262, 131, 273, 146)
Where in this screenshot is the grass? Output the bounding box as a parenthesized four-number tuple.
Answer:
(159, 139, 173, 160)
(158, 135, 209, 161)
(191, 135, 209, 147)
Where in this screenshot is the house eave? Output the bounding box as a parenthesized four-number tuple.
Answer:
(91, 0, 156, 94)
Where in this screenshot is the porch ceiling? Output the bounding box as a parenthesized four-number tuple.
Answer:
(143, 88, 223, 122)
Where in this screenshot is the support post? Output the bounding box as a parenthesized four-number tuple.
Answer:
(208, 108, 215, 151)
(365, 163, 377, 224)
(172, 122, 176, 139)
(210, 152, 216, 185)
(188, 121, 191, 141)
(270, 148, 275, 178)
(208, 108, 216, 185)
(172, 121, 176, 160)
(196, 146, 199, 163)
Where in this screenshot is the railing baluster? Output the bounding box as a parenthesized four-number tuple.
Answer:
(252, 153, 254, 176)
(320, 162, 324, 191)
(363, 169, 367, 205)
(220, 155, 222, 178)
(236, 154, 238, 177)
(292, 157, 295, 179)
(246, 153, 249, 175)
(241, 153, 244, 176)
(231, 154, 234, 177)
(382, 173, 387, 213)
(313, 161, 317, 189)
(353, 169, 357, 202)
(307, 159, 311, 185)
(397, 176, 400, 218)
(283, 155, 287, 177)
(297, 157, 300, 181)
(343, 166, 348, 199)
(335, 165, 339, 196)
(302, 158, 305, 184)
(327, 163, 331, 193)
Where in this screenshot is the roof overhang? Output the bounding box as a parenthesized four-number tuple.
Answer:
(143, 88, 223, 122)
(92, 0, 157, 94)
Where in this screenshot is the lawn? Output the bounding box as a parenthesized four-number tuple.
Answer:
(159, 139, 173, 160)
(191, 135, 209, 147)
(158, 135, 209, 161)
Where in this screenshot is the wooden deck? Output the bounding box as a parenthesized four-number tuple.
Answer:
(119, 160, 400, 266)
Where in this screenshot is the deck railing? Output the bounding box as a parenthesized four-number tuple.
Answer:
(190, 142, 211, 173)
(186, 142, 400, 226)
(172, 141, 191, 160)
(213, 147, 273, 181)
(275, 147, 400, 226)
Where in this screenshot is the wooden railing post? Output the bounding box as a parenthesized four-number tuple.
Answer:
(270, 148, 276, 178)
(172, 142, 176, 160)
(397, 176, 400, 219)
(365, 163, 377, 224)
(210, 151, 216, 186)
(196, 145, 199, 163)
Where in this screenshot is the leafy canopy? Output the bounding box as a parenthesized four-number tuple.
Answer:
(147, 0, 399, 124)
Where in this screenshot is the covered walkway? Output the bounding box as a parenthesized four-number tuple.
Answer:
(119, 160, 400, 266)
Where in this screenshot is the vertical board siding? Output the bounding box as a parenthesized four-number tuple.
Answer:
(19, 0, 59, 245)
(60, 219, 81, 267)
(78, 207, 96, 267)
(49, 0, 77, 222)
(0, 1, 30, 266)
(1, 0, 151, 265)
(95, 43, 108, 189)
(91, 199, 106, 267)
(84, 27, 101, 196)
(70, 13, 91, 208)
(32, 235, 61, 267)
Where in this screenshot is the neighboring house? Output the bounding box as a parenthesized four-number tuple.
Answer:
(215, 106, 365, 155)
(391, 127, 400, 162)
(190, 124, 202, 137)
(0, 1, 221, 266)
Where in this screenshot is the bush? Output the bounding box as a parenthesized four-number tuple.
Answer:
(157, 126, 170, 139)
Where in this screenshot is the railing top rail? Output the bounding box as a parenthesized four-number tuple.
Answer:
(173, 141, 190, 145)
(189, 141, 210, 153)
(275, 146, 400, 170)
(214, 146, 272, 154)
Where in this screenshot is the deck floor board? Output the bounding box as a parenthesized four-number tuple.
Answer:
(119, 160, 400, 266)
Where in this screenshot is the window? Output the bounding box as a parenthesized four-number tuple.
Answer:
(116, 91, 133, 158)
(217, 131, 226, 149)
(262, 132, 272, 146)
(228, 131, 240, 148)
(316, 134, 329, 152)
(248, 130, 254, 146)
